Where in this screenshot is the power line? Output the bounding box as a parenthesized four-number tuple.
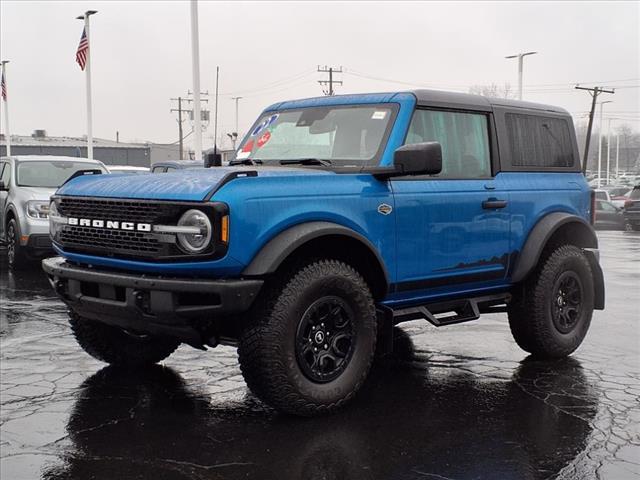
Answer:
(219, 69, 315, 97)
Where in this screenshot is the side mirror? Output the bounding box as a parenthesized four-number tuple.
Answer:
(0, 180, 8, 191)
(393, 142, 442, 176)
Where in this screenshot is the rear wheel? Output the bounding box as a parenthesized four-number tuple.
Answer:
(238, 259, 377, 416)
(508, 245, 594, 359)
(69, 311, 180, 367)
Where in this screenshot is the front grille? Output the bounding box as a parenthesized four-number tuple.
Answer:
(60, 225, 163, 256)
(53, 196, 227, 262)
(55, 197, 187, 260)
(58, 197, 178, 223)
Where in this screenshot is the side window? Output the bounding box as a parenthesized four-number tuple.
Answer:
(600, 201, 617, 212)
(405, 110, 491, 178)
(0, 162, 10, 185)
(506, 114, 575, 168)
(152, 166, 166, 173)
(165, 167, 176, 172)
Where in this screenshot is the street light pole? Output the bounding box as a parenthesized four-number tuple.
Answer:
(597, 100, 612, 188)
(505, 51, 537, 100)
(607, 118, 612, 185)
(232, 96, 242, 138)
(189, 0, 203, 162)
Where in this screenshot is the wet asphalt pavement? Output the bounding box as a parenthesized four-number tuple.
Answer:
(1, 231, 639, 480)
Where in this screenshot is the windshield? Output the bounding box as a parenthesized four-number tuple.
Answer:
(16, 161, 106, 187)
(236, 104, 396, 166)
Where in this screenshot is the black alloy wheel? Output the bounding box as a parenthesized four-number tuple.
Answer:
(551, 271, 583, 334)
(295, 296, 356, 383)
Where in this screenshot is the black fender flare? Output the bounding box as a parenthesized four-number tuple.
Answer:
(511, 212, 604, 309)
(242, 221, 390, 289)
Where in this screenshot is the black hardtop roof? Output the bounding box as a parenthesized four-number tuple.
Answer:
(410, 89, 569, 115)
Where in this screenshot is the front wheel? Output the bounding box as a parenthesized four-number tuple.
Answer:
(6, 219, 29, 270)
(238, 259, 377, 416)
(508, 245, 594, 359)
(69, 312, 180, 367)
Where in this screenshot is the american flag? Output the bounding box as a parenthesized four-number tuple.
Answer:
(1, 69, 6, 101)
(76, 27, 89, 71)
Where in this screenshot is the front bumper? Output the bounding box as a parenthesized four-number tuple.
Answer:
(18, 217, 49, 246)
(26, 234, 52, 253)
(42, 256, 263, 345)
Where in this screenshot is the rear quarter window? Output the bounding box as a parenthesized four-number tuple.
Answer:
(505, 113, 576, 170)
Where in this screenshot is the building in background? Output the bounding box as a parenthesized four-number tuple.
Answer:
(0, 131, 181, 167)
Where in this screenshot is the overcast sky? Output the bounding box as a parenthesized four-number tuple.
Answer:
(1, 1, 638, 151)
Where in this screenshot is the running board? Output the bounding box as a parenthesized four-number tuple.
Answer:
(391, 293, 511, 327)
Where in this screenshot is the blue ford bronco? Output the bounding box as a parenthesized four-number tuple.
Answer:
(43, 90, 604, 416)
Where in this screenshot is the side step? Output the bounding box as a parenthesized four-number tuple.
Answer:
(391, 293, 511, 327)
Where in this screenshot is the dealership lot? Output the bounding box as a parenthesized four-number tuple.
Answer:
(1, 230, 639, 480)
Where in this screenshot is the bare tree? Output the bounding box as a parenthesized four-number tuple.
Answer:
(468, 83, 514, 99)
(615, 124, 640, 172)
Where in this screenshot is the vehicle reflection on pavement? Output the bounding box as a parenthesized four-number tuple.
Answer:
(1, 230, 639, 480)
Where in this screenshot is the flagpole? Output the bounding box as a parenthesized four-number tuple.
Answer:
(1, 61, 10, 156)
(77, 10, 97, 159)
(190, 0, 203, 162)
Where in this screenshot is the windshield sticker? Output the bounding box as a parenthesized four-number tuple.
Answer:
(257, 131, 271, 148)
(251, 122, 266, 137)
(237, 139, 254, 159)
(251, 114, 279, 137)
(372, 111, 387, 120)
(266, 114, 279, 127)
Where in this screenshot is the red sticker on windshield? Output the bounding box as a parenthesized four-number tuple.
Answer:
(241, 139, 254, 152)
(257, 131, 271, 148)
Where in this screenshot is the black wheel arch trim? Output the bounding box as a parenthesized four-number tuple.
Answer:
(511, 212, 604, 310)
(242, 221, 390, 292)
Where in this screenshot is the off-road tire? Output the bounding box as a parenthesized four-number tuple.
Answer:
(238, 259, 377, 416)
(69, 311, 180, 367)
(6, 219, 29, 270)
(508, 245, 594, 359)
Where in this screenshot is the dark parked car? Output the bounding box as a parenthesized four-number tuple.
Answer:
(623, 185, 640, 231)
(151, 161, 204, 173)
(594, 200, 627, 230)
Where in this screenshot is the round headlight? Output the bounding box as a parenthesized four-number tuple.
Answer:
(176, 209, 212, 254)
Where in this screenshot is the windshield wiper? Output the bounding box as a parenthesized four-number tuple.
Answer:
(280, 158, 332, 166)
(229, 158, 263, 166)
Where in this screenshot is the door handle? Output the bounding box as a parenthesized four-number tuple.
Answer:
(482, 199, 508, 209)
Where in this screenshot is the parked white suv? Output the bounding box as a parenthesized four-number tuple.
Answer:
(0, 155, 108, 269)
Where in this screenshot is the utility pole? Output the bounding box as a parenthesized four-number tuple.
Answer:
(575, 85, 615, 175)
(170, 97, 185, 159)
(505, 51, 537, 100)
(317, 65, 343, 96)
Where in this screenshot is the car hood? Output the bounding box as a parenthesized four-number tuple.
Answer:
(17, 186, 58, 201)
(55, 166, 334, 201)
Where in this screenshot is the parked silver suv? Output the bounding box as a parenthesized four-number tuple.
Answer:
(0, 155, 108, 269)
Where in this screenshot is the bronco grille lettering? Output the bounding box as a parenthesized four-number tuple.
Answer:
(66, 217, 152, 232)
